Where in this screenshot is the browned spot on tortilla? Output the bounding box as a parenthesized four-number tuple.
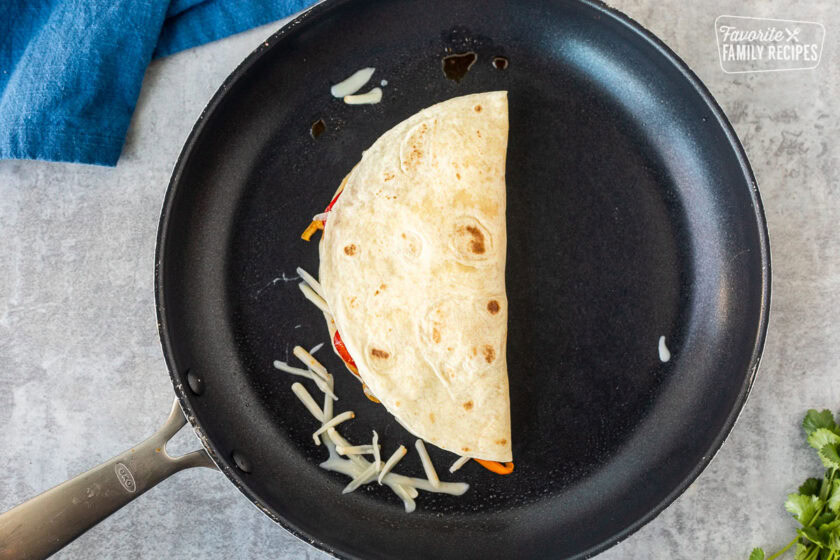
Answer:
(383, 171, 395, 182)
(395, 401, 400, 407)
(487, 300, 500, 314)
(371, 348, 390, 359)
(447, 347, 453, 352)
(461, 446, 471, 452)
(403, 123, 429, 172)
(432, 328, 441, 343)
(463, 401, 473, 411)
(495, 439, 507, 445)
(401, 233, 406, 238)
(476, 130, 482, 137)
(429, 413, 435, 423)
(471, 346, 477, 356)
(380, 283, 387, 290)
(483, 345, 496, 363)
(456, 172, 461, 180)
(474, 104, 482, 112)
(464, 225, 486, 254)
(343, 244, 357, 255)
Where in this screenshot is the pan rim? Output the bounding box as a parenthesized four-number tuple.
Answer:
(154, 0, 771, 558)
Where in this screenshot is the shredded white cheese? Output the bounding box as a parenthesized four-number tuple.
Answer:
(322, 378, 334, 423)
(309, 342, 325, 355)
(326, 426, 353, 448)
(378, 445, 407, 484)
(326, 428, 367, 469)
(313, 376, 336, 401)
(274, 360, 336, 401)
(449, 455, 471, 473)
(293, 346, 330, 383)
(291, 382, 324, 422)
(312, 411, 354, 445)
(385, 474, 468, 495)
(273, 360, 315, 379)
(296, 267, 326, 300)
(372, 430, 381, 471)
(330, 67, 375, 98)
(277, 342, 470, 512)
(344, 87, 383, 105)
(343, 463, 378, 494)
(390, 483, 416, 513)
(415, 439, 441, 488)
(318, 451, 417, 512)
(336, 444, 376, 456)
(299, 283, 330, 314)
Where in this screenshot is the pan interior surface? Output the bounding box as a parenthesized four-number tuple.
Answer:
(156, 0, 769, 558)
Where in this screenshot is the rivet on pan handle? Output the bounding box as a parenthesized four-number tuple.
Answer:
(0, 399, 217, 560)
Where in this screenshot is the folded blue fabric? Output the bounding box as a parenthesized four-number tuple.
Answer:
(0, 0, 315, 166)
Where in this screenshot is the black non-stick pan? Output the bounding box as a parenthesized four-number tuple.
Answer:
(0, 0, 770, 558)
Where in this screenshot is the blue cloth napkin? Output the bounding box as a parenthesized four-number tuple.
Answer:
(0, 0, 314, 166)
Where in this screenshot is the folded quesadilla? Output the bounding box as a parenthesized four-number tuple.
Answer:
(302, 92, 512, 464)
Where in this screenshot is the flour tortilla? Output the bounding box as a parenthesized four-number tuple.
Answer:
(318, 92, 511, 462)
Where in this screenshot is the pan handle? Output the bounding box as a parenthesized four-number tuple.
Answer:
(0, 399, 217, 560)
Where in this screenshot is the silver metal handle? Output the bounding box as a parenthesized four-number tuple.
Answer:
(0, 399, 216, 560)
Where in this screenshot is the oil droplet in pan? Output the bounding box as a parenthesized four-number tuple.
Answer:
(492, 56, 509, 70)
(442, 51, 477, 82)
(310, 119, 326, 139)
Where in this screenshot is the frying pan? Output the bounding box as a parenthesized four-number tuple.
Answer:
(0, 0, 770, 558)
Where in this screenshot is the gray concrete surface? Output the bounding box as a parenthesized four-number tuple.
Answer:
(1, 0, 837, 558)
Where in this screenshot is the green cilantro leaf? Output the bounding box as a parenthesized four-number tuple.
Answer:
(814, 514, 840, 542)
(804, 409, 838, 437)
(818, 517, 840, 532)
(821, 444, 840, 470)
(829, 480, 840, 514)
(751, 409, 840, 559)
(798, 525, 825, 546)
(786, 493, 824, 525)
(793, 543, 810, 560)
(817, 518, 840, 547)
(808, 428, 840, 452)
(800, 478, 823, 496)
(748, 548, 765, 560)
(748, 548, 764, 560)
(812, 511, 836, 528)
(829, 524, 840, 549)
